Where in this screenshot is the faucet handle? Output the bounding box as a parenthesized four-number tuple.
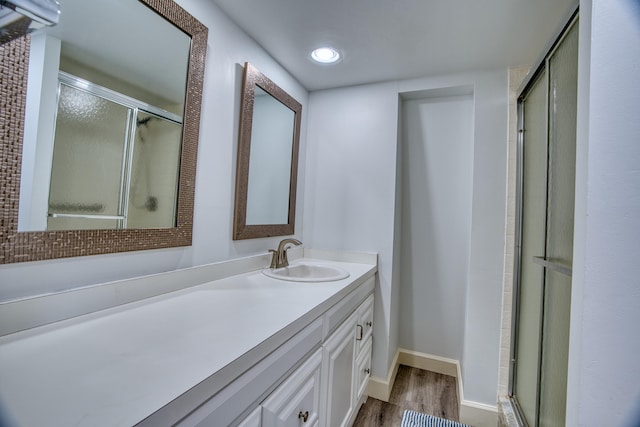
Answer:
(268, 249, 278, 269)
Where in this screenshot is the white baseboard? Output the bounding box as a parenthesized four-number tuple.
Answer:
(367, 349, 400, 401)
(459, 400, 499, 427)
(398, 349, 459, 377)
(368, 348, 498, 427)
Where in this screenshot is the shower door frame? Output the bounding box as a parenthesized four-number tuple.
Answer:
(508, 7, 579, 426)
(48, 71, 183, 229)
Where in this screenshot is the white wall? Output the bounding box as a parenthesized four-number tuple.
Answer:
(461, 69, 509, 404)
(304, 69, 508, 406)
(398, 92, 474, 362)
(304, 81, 401, 379)
(567, 1, 640, 425)
(0, 0, 308, 301)
(19, 33, 60, 232)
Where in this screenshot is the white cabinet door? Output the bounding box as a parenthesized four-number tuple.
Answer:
(262, 348, 322, 427)
(320, 311, 357, 427)
(354, 336, 373, 401)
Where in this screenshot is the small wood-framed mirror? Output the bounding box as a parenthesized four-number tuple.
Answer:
(233, 63, 302, 240)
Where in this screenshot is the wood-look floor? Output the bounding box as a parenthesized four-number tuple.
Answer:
(352, 365, 460, 427)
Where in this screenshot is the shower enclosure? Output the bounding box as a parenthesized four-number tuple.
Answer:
(510, 11, 578, 427)
(47, 72, 183, 231)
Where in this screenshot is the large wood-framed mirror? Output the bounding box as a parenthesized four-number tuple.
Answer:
(233, 63, 302, 240)
(0, 0, 208, 264)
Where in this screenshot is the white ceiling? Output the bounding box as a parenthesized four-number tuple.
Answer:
(212, 0, 577, 91)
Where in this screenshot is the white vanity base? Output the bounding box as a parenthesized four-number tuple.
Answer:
(0, 250, 376, 427)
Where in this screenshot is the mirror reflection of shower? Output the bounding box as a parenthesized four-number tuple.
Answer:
(126, 110, 182, 230)
(45, 72, 183, 231)
(131, 115, 160, 214)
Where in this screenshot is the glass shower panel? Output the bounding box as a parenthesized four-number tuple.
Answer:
(546, 21, 579, 266)
(538, 270, 572, 427)
(125, 112, 182, 229)
(47, 84, 129, 230)
(515, 70, 548, 425)
(538, 20, 579, 427)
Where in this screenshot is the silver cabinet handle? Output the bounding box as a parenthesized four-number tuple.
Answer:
(298, 411, 309, 422)
(366, 321, 372, 327)
(364, 368, 370, 374)
(356, 324, 363, 340)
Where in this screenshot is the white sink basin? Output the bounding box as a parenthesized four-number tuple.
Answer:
(263, 263, 350, 282)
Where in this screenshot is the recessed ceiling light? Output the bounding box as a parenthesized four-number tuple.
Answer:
(311, 47, 341, 64)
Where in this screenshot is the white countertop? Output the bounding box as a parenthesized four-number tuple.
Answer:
(0, 257, 375, 427)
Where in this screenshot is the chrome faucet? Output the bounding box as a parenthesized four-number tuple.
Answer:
(269, 238, 302, 269)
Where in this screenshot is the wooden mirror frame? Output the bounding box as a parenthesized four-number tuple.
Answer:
(0, 0, 208, 264)
(233, 63, 302, 240)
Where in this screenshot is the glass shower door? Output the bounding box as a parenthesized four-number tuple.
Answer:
(126, 111, 182, 229)
(511, 15, 578, 427)
(46, 73, 183, 231)
(514, 69, 548, 426)
(538, 19, 578, 427)
(47, 83, 130, 230)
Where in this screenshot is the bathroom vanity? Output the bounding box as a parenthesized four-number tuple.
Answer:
(0, 250, 376, 427)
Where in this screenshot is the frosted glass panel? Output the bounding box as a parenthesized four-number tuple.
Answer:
(537, 20, 578, 427)
(512, 16, 578, 427)
(546, 21, 579, 267)
(126, 112, 182, 229)
(515, 70, 548, 425)
(538, 270, 572, 427)
(47, 84, 128, 230)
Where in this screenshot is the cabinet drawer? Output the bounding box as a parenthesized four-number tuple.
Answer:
(262, 348, 322, 427)
(354, 294, 374, 355)
(322, 276, 374, 339)
(354, 337, 372, 400)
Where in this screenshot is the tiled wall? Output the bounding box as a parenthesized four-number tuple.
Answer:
(497, 67, 529, 396)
